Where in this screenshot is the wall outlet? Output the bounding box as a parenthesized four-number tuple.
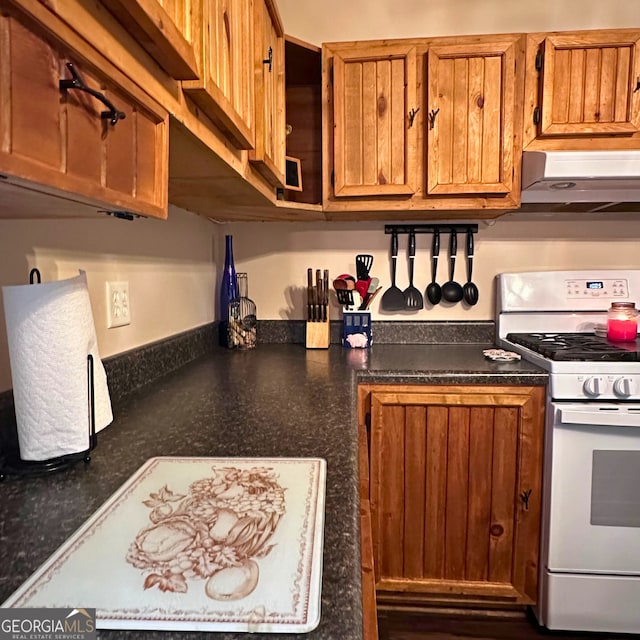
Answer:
(106, 281, 131, 328)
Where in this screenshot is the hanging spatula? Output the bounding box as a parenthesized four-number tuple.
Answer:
(403, 229, 424, 310)
(380, 230, 406, 311)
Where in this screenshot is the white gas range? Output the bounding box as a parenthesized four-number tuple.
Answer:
(496, 270, 640, 635)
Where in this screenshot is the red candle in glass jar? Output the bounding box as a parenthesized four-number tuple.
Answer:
(607, 302, 639, 342)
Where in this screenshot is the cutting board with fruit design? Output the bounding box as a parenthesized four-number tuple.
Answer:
(2, 457, 326, 633)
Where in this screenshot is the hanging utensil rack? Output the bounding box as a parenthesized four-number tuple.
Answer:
(384, 223, 478, 236)
(0, 268, 98, 481)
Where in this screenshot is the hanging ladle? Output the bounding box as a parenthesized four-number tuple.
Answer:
(425, 228, 442, 305)
(441, 229, 464, 303)
(463, 228, 479, 306)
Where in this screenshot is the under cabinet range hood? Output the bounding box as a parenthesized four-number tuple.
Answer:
(521, 150, 640, 205)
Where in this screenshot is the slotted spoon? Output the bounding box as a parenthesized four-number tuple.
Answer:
(403, 229, 423, 310)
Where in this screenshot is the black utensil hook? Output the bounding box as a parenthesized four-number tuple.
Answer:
(59, 63, 126, 126)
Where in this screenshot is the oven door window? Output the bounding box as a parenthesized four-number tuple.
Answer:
(592, 450, 640, 527)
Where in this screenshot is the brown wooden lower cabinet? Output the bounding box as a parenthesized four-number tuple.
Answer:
(358, 384, 545, 618)
(359, 419, 379, 639)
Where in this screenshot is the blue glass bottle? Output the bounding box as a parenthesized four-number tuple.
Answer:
(219, 235, 238, 347)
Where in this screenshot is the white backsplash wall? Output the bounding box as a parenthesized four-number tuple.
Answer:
(277, 0, 639, 46)
(0, 206, 218, 393)
(225, 218, 640, 322)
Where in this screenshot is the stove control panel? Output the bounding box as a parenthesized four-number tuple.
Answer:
(555, 375, 640, 400)
(566, 278, 629, 299)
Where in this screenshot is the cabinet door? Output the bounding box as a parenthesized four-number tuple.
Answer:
(332, 44, 417, 197)
(368, 386, 544, 606)
(427, 40, 518, 195)
(102, 0, 199, 80)
(183, 0, 255, 150)
(538, 33, 640, 137)
(0, 9, 168, 219)
(248, 0, 285, 187)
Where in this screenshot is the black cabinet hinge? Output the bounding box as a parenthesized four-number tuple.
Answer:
(535, 51, 544, 72)
(330, 169, 335, 189)
(330, 65, 334, 85)
(365, 412, 371, 433)
(533, 107, 541, 125)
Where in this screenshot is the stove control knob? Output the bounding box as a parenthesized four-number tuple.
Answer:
(583, 377, 601, 398)
(613, 377, 634, 398)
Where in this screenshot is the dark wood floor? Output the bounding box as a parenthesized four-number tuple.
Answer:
(377, 610, 640, 640)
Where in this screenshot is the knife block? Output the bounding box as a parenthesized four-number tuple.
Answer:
(305, 308, 330, 349)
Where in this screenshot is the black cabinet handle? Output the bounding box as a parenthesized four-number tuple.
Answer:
(59, 63, 126, 126)
(520, 488, 532, 510)
(428, 108, 440, 129)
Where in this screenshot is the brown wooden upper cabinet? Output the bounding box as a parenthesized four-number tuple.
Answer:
(363, 384, 544, 608)
(102, 0, 200, 80)
(535, 32, 640, 138)
(426, 39, 518, 196)
(323, 36, 524, 217)
(183, 0, 255, 150)
(523, 29, 640, 149)
(330, 43, 418, 197)
(248, 0, 286, 187)
(0, 5, 169, 219)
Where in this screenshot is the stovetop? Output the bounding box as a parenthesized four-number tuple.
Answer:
(506, 332, 640, 362)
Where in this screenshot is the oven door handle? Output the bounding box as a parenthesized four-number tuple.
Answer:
(558, 407, 640, 428)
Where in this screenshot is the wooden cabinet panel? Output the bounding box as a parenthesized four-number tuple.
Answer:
(358, 406, 379, 640)
(102, 0, 199, 80)
(323, 36, 523, 217)
(366, 385, 544, 607)
(8, 19, 62, 170)
(248, 0, 285, 187)
(538, 33, 640, 137)
(183, 0, 255, 150)
(0, 7, 169, 219)
(332, 44, 417, 197)
(427, 40, 517, 195)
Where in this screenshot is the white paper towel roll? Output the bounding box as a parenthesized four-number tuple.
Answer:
(2, 271, 113, 461)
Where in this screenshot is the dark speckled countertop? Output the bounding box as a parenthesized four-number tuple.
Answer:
(0, 343, 547, 640)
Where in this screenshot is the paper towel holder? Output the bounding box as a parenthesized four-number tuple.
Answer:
(29, 268, 41, 284)
(0, 269, 98, 480)
(0, 354, 97, 480)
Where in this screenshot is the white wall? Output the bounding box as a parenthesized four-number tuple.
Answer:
(276, 0, 640, 45)
(227, 218, 640, 323)
(0, 206, 218, 392)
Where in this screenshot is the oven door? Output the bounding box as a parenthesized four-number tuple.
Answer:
(547, 402, 640, 574)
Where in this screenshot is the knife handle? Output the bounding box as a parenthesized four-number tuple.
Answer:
(316, 269, 322, 322)
(307, 268, 313, 321)
(323, 269, 329, 322)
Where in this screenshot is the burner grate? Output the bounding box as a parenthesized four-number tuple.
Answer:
(506, 332, 640, 361)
